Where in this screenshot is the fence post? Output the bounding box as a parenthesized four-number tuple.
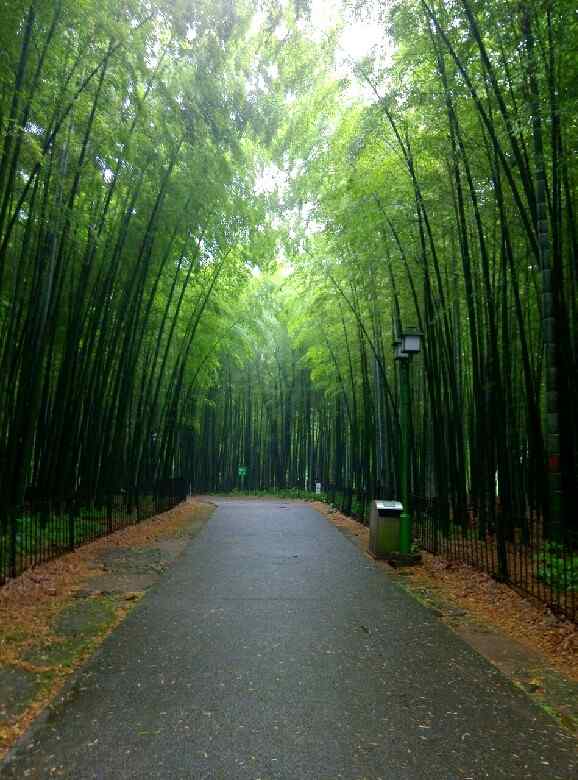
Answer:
(431, 499, 439, 556)
(9, 507, 17, 579)
(107, 494, 113, 535)
(136, 488, 141, 523)
(496, 511, 509, 582)
(68, 498, 76, 551)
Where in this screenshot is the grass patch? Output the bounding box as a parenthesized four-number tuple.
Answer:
(535, 542, 578, 592)
(216, 487, 330, 502)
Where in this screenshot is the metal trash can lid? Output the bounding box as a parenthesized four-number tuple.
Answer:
(375, 500, 403, 511)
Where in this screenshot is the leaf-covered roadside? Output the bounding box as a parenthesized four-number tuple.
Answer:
(0, 498, 213, 759)
(314, 500, 578, 736)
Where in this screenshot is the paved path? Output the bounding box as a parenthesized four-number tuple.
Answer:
(3, 500, 576, 779)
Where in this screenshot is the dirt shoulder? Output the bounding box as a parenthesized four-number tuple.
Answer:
(312, 500, 578, 737)
(0, 498, 214, 759)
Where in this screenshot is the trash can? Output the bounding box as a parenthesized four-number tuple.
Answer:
(369, 500, 403, 559)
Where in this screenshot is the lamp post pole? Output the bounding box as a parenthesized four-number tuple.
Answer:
(394, 328, 422, 558)
(398, 355, 411, 555)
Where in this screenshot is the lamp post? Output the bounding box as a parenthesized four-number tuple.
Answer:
(394, 328, 423, 556)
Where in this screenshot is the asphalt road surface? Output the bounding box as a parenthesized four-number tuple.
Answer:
(2, 499, 576, 779)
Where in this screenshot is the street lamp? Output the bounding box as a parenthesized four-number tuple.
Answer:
(400, 330, 422, 354)
(394, 328, 423, 557)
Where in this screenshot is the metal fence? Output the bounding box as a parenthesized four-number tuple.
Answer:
(325, 485, 370, 522)
(413, 495, 578, 623)
(0, 479, 188, 586)
(321, 485, 577, 623)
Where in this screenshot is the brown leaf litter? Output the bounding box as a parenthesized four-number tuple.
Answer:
(0, 498, 213, 759)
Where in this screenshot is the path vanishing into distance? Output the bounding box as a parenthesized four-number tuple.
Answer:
(2, 500, 576, 779)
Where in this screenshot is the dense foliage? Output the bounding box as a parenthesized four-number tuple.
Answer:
(0, 0, 288, 508)
(2, 0, 577, 552)
(197, 1, 578, 547)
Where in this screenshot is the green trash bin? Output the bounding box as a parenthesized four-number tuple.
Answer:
(369, 500, 403, 559)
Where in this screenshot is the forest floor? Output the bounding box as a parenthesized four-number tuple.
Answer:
(312, 501, 578, 738)
(0, 498, 214, 760)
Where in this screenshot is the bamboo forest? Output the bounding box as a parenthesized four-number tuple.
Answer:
(0, 0, 577, 624)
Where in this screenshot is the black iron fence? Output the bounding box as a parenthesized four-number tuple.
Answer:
(0, 479, 189, 586)
(413, 495, 578, 623)
(325, 485, 370, 523)
(318, 484, 577, 623)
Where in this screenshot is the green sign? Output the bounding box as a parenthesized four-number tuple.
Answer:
(238, 466, 247, 477)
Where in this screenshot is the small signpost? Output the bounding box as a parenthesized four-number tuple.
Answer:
(315, 482, 322, 495)
(238, 466, 247, 490)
